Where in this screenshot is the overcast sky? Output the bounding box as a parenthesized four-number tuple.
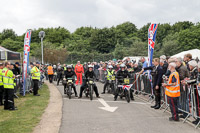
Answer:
(0, 0, 200, 35)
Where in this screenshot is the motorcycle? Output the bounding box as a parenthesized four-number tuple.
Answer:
(106, 75, 116, 94)
(53, 72, 57, 81)
(116, 77, 132, 103)
(63, 77, 75, 99)
(84, 78, 95, 101)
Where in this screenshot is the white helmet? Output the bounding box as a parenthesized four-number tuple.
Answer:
(108, 65, 113, 69)
(53, 65, 56, 68)
(88, 65, 93, 68)
(120, 64, 126, 68)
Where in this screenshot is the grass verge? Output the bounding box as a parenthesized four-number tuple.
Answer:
(0, 84, 50, 133)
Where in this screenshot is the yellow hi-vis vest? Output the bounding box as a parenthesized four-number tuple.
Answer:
(31, 66, 41, 80)
(107, 70, 114, 80)
(0, 69, 3, 86)
(165, 71, 180, 97)
(2, 67, 14, 89)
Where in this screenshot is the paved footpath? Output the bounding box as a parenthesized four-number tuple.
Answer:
(33, 81, 62, 133)
(55, 81, 199, 133)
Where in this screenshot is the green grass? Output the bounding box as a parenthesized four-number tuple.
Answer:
(0, 84, 50, 133)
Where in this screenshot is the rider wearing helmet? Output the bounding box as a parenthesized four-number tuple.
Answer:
(101, 65, 115, 94)
(57, 65, 63, 86)
(64, 65, 78, 97)
(79, 65, 100, 98)
(114, 64, 133, 101)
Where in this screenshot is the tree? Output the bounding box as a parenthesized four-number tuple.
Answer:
(171, 21, 194, 33)
(159, 33, 181, 56)
(113, 42, 125, 59)
(115, 22, 137, 38)
(178, 26, 200, 51)
(90, 28, 117, 53)
(1, 29, 17, 41)
(1, 38, 23, 52)
(137, 23, 151, 42)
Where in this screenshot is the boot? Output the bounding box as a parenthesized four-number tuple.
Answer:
(192, 119, 200, 125)
(154, 104, 160, 109)
(154, 95, 161, 109)
(151, 103, 157, 108)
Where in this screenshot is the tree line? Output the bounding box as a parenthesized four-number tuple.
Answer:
(0, 21, 199, 63)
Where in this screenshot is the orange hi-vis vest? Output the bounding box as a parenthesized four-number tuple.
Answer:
(165, 71, 180, 97)
(48, 66, 54, 75)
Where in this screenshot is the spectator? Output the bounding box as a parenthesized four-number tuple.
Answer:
(184, 53, 193, 70)
(162, 62, 180, 121)
(160, 55, 168, 74)
(12, 62, 21, 75)
(175, 57, 190, 118)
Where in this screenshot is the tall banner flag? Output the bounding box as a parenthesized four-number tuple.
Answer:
(148, 24, 158, 95)
(23, 30, 32, 96)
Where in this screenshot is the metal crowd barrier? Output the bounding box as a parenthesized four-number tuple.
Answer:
(132, 73, 154, 102)
(99, 69, 106, 83)
(98, 69, 200, 128)
(159, 77, 200, 128)
(14, 73, 44, 97)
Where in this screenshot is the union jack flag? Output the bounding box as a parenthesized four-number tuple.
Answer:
(148, 24, 158, 95)
(118, 84, 133, 90)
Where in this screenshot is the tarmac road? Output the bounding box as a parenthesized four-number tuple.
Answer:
(55, 81, 198, 133)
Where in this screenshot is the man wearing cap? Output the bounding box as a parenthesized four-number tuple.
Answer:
(2, 62, 17, 110)
(30, 62, 40, 96)
(36, 62, 40, 69)
(75, 61, 84, 85)
(12, 62, 21, 75)
(0, 62, 4, 106)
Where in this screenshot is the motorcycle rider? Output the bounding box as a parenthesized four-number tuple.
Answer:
(102, 65, 115, 94)
(64, 65, 78, 97)
(79, 65, 100, 98)
(47, 64, 54, 83)
(114, 64, 133, 101)
(57, 65, 63, 86)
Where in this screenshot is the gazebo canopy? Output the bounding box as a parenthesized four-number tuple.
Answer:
(172, 49, 200, 59)
(0, 46, 21, 60)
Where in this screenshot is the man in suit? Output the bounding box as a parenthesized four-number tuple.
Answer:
(140, 58, 164, 109)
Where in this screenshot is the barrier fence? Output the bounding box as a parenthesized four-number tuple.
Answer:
(13, 73, 44, 97)
(98, 69, 200, 128)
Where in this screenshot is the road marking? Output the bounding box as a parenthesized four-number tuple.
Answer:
(63, 98, 150, 105)
(98, 98, 118, 113)
(63, 98, 99, 102)
(106, 101, 151, 105)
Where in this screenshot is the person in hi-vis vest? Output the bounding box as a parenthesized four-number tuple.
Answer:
(30, 62, 41, 96)
(0, 62, 4, 106)
(2, 62, 17, 110)
(47, 64, 54, 83)
(162, 62, 180, 122)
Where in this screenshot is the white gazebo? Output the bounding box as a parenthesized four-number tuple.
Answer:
(171, 49, 200, 59)
(0, 46, 21, 60)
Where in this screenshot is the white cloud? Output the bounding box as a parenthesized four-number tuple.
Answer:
(0, 0, 200, 35)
